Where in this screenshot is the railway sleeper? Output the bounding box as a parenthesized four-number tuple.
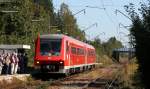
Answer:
(88, 82, 107, 87)
(87, 79, 108, 87)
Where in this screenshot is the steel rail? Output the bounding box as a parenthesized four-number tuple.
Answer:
(105, 64, 123, 89)
(82, 65, 122, 89)
(82, 68, 113, 89)
(50, 67, 99, 85)
(82, 74, 106, 89)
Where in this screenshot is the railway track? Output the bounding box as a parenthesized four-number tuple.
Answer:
(0, 63, 125, 89)
(50, 68, 99, 85)
(48, 65, 121, 89)
(82, 70, 120, 89)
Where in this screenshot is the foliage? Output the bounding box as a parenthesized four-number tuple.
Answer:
(56, 3, 86, 40)
(89, 37, 123, 62)
(0, 0, 86, 65)
(102, 37, 123, 56)
(125, 1, 150, 89)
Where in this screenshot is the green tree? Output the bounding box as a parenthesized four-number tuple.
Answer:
(103, 37, 123, 56)
(0, 0, 55, 65)
(88, 37, 122, 62)
(125, 2, 150, 88)
(58, 3, 86, 41)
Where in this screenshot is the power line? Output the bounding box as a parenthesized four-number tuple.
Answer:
(86, 6, 105, 10)
(53, 4, 125, 8)
(82, 22, 98, 32)
(100, 0, 128, 43)
(73, 9, 86, 16)
(110, 0, 122, 37)
(100, 0, 116, 26)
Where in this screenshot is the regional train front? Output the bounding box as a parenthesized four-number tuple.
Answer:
(34, 34, 64, 73)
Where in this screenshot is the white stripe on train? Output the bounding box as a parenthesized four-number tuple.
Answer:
(48, 63, 97, 74)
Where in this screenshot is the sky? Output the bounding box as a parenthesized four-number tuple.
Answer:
(53, 0, 147, 47)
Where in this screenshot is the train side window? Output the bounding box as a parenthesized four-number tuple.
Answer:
(91, 50, 94, 56)
(66, 41, 69, 52)
(77, 48, 80, 55)
(90, 50, 95, 56)
(81, 48, 84, 55)
(82, 49, 84, 55)
(71, 47, 76, 54)
(77, 48, 84, 55)
(87, 50, 90, 56)
(88, 50, 95, 56)
(77, 48, 81, 55)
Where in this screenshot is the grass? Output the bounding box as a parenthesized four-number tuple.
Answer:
(114, 58, 141, 89)
(97, 55, 114, 67)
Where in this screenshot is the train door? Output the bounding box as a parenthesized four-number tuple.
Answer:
(85, 47, 87, 65)
(70, 46, 76, 66)
(66, 41, 70, 66)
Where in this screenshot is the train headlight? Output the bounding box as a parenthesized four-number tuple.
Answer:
(48, 53, 52, 56)
(60, 61, 63, 64)
(36, 61, 40, 64)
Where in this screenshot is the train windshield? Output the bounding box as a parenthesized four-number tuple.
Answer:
(40, 39, 61, 56)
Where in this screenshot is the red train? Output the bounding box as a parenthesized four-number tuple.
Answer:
(34, 34, 96, 75)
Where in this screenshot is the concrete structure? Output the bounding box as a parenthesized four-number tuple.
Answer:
(112, 48, 135, 62)
(0, 45, 30, 54)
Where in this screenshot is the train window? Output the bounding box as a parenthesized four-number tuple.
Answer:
(88, 50, 95, 56)
(40, 39, 61, 56)
(88, 50, 90, 56)
(71, 47, 76, 54)
(82, 49, 85, 55)
(66, 41, 69, 52)
(77, 48, 84, 55)
(77, 48, 80, 55)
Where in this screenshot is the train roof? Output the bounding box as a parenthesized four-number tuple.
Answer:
(40, 34, 95, 49)
(40, 34, 63, 39)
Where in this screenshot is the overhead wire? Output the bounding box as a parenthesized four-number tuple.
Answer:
(110, 0, 125, 41)
(53, 0, 144, 42)
(100, 0, 130, 46)
(53, 4, 127, 8)
(98, 0, 118, 41)
(100, 0, 117, 28)
(109, 0, 120, 35)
